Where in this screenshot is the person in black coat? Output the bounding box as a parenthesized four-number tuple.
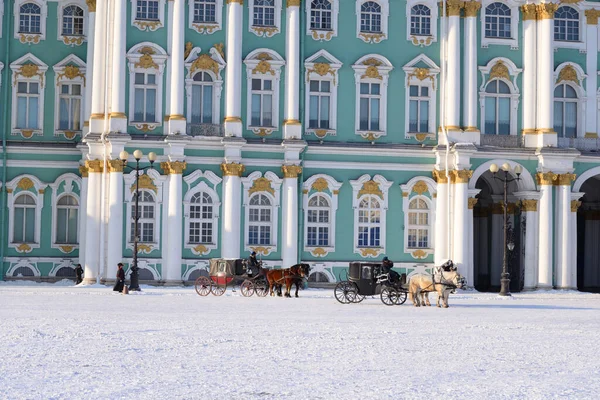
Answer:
(113, 263, 125, 292)
(75, 264, 83, 285)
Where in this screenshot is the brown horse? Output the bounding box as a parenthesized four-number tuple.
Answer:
(266, 264, 310, 297)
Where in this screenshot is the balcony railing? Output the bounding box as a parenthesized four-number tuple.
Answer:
(557, 137, 600, 152)
(186, 123, 224, 137)
(480, 134, 522, 148)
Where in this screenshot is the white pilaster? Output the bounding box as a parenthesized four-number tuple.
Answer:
(463, 2, 480, 134)
(78, 165, 89, 270)
(521, 5, 537, 147)
(163, 162, 186, 282)
(220, 162, 244, 258)
(555, 176, 574, 289)
(283, 2, 301, 139)
(169, 0, 186, 135)
(570, 193, 584, 289)
(106, 161, 124, 282)
(109, 0, 127, 133)
(446, 9, 461, 131)
(224, 0, 244, 137)
(466, 189, 480, 288)
(515, 193, 539, 290)
(490, 204, 503, 288)
(83, 8, 96, 135)
(433, 170, 449, 266)
(281, 165, 301, 268)
(585, 11, 599, 137)
(83, 160, 103, 283)
(451, 170, 470, 279)
(537, 173, 555, 288)
(89, 0, 107, 134)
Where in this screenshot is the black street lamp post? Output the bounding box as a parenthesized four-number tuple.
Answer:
(489, 162, 522, 296)
(119, 149, 157, 291)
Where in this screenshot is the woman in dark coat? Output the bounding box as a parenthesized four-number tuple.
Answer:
(75, 264, 83, 285)
(113, 263, 125, 292)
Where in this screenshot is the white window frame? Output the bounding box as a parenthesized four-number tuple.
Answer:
(478, 57, 521, 136)
(553, 5, 586, 51)
(242, 171, 282, 256)
(356, 0, 389, 43)
(126, 42, 167, 131)
(53, 54, 86, 139)
(6, 175, 46, 252)
(184, 46, 226, 126)
(352, 54, 393, 140)
(10, 53, 48, 139)
(244, 49, 285, 136)
(350, 174, 392, 258)
(400, 177, 437, 258)
(302, 174, 342, 257)
(304, 50, 342, 138)
(188, 0, 223, 34)
(403, 54, 439, 140)
(306, 0, 339, 41)
(14, 0, 47, 44)
(406, 0, 438, 47)
(183, 170, 222, 256)
(49, 173, 82, 252)
(124, 169, 166, 253)
(553, 62, 587, 139)
(131, 0, 166, 31)
(58, 1, 87, 46)
(480, 0, 519, 50)
(249, 0, 282, 38)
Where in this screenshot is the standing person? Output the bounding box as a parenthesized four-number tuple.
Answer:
(382, 256, 400, 284)
(74, 264, 83, 285)
(247, 251, 260, 276)
(113, 263, 125, 292)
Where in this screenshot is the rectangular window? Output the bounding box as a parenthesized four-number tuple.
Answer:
(13, 207, 35, 243)
(408, 85, 429, 133)
(56, 208, 78, 244)
(308, 80, 331, 129)
(16, 81, 39, 129)
(191, 84, 213, 124)
(133, 72, 157, 123)
(59, 83, 82, 131)
(194, 0, 216, 23)
(137, 0, 160, 20)
(250, 78, 273, 127)
(359, 82, 380, 131)
(253, 2, 275, 26)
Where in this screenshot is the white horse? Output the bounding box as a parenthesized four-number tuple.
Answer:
(408, 269, 465, 308)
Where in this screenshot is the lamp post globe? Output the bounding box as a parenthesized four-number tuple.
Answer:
(489, 163, 499, 174)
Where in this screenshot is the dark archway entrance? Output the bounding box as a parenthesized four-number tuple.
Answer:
(577, 176, 600, 293)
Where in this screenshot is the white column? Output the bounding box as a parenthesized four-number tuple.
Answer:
(433, 171, 449, 266)
(535, 4, 558, 147)
(283, 1, 301, 139)
(585, 11, 599, 137)
(570, 194, 583, 289)
(476, 211, 489, 287)
(281, 165, 301, 268)
(78, 166, 89, 270)
(163, 162, 186, 282)
(519, 199, 539, 290)
(490, 204, 503, 288)
(463, 2, 480, 134)
(451, 170, 470, 279)
(109, 0, 127, 133)
(106, 161, 124, 282)
(466, 195, 478, 288)
(165, 0, 174, 122)
(169, 0, 187, 134)
(521, 4, 537, 147)
(555, 175, 574, 289)
(89, 0, 107, 134)
(220, 163, 245, 258)
(445, 1, 461, 131)
(83, 160, 103, 283)
(584, 213, 600, 288)
(224, 0, 244, 137)
(537, 173, 556, 288)
(83, 7, 96, 134)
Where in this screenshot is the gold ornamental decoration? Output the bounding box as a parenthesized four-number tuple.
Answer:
(249, 177, 275, 195)
(415, 133, 429, 142)
(463, 1, 482, 17)
(226, 0, 244, 4)
(432, 169, 448, 184)
(585, 9, 600, 25)
(411, 249, 427, 259)
(220, 163, 245, 177)
(412, 180, 429, 195)
(79, 166, 89, 178)
(190, 54, 220, 76)
(571, 200, 582, 212)
(192, 23, 218, 34)
(184, 42, 193, 59)
(192, 244, 209, 255)
(63, 36, 85, 46)
(451, 169, 473, 184)
(107, 159, 124, 173)
(161, 161, 187, 175)
(306, 63, 336, 85)
(408, 68, 435, 89)
(520, 199, 538, 212)
(358, 180, 383, 199)
(362, 59, 384, 67)
(251, 26, 279, 37)
(17, 177, 35, 191)
(251, 246, 271, 256)
(410, 35, 434, 47)
(287, 0, 301, 6)
(468, 198, 478, 209)
(86, 0, 96, 12)
(19, 33, 41, 44)
(359, 33, 386, 43)
(135, 47, 159, 69)
(536, 172, 558, 186)
(360, 248, 380, 257)
(59, 245, 75, 253)
(85, 160, 104, 173)
(556, 173, 576, 186)
(446, 0, 464, 16)
(311, 178, 329, 192)
(311, 30, 334, 41)
(537, 3, 559, 19)
(57, 65, 85, 85)
(252, 60, 275, 75)
(16, 243, 32, 253)
(557, 65, 580, 85)
(521, 4, 537, 20)
(133, 20, 162, 31)
(137, 244, 154, 254)
(491, 203, 504, 214)
(282, 165, 302, 178)
(131, 174, 158, 193)
(311, 247, 327, 257)
(14, 64, 44, 87)
(489, 60, 510, 82)
(214, 43, 225, 59)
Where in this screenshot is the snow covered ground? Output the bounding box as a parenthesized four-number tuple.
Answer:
(1, 282, 599, 400)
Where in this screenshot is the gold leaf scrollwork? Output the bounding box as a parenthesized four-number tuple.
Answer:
(432, 170, 449, 184)
(411, 249, 427, 259)
(408, 68, 435, 89)
(359, 33, 385, 43)
(557, 64, 580, 85)
(135, 47, 159, 69)
(16, 243, 32, 253)
(131, 174, 158, 193)
(192, 244, 209, 255)
(468, 198, 478, 209)
(489, 60, 510, 82)
(137, 244, 154, 254)
(536, 172, 558, 186)
(310, 30, 334, 41)
(360, 248, 380, 257)
(249, 177, 275, 195)
(161, 161, 187, 175)
(15, 64, 44, 87)
(282, 165, 303, 178)
(253, 128, 273, 137)
(214, 43, 225, 59)
(62, 36, 84, 46)
(412, 180, 429, 195)
(358, 180, 383, 199)
(311, 247, 328, 257)
(361, 65, 382, 80)
(556, 173, 576, 186)
(536, 3, 559, 20)
(190, 54, 220, 76)
(17, 177, 35, 191)
(220, 163, 245, 177)
(521, 4, 537, 21)
(451, 169, 473, 184)
(19, 33, 41, 44)
(86, 0, 96, 12)
(311, 178, 329, 192)
(133, 20, 162, 31)
(251, 26, 279, 37)
(520, 199, 538, 212)
(571, 200, 582, 212)
(57, 65, 86, 85)
(252, 60, 275, 75)
(59, 245, 75, 253)
(251, 246, 272, 256)
(184, 42, 193, 59)
(191, 23, 218, 34)
(306, 63, 336, 85)
(415, 133, 429, 142)
(585, 9, 600, 25)
(464, 1, 482, 17)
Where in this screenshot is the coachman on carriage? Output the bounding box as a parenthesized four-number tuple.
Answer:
(194, 258, 270, 297)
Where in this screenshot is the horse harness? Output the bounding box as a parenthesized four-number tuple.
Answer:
(419, 271, 458, 292)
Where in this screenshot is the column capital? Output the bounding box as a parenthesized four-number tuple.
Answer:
(440, 0, 465, 16)
(468, 197, 478, 209)
(463, 1, 481, 17)
(520, 199, 538, 212)
(86, 0, 96, 12)
(85, 159, 104, 173)
(107, 159, 124, 173)
(282, 165, 302, 178)
(537, 3, 559, 20)
(161, 161, 187, 175)
(79, 165, 89, 178)
(571, 200, 582, 212)
(555, 173, 576, 186)
(585, 9, 600, 25)
(521, 4, 537, 21)
(432, 169, 449, 184)
(287, 0, 301, 7)
(226, 0, 243, 4)
(450, 169, 473, 184)
(536, 172, 558, 185)
(221, 162, 245, 177)
(491, 203, 504, 214)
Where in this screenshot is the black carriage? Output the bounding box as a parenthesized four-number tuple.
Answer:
(334, 262, 408, 306)
(194, 258, 269, 297)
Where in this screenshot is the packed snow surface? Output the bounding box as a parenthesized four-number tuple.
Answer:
(1, 283, 599, 400)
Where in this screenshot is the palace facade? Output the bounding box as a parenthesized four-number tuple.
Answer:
(1, 0, 600, 292)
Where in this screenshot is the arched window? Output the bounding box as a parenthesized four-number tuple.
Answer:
(407, 198, 430, 249)
(360, 1, 382, 33)
(253, 0, 275, 27)
(193, 0, 216, 23)
(131, 191, 155, 243)
(357, 195, 381, 247)
(410, 5, 431, 36)
(483, 80, 511, 135)
(13, 193, 36, 243)
(306, 195, 331, 247)
(56, 195, 78, 244)
(191, 72, 214, 124)
(310, 0, 332, 30)
(62, 5, 84, 36)
(248, 194, 272, 245)
(554, 83, 578, 138)
(19, 3, 41, 34)
(188, 192, 214, 244)
(484, 3, 511, 38)
(136, 0, 159, 21)
(554, 7, 579, 42)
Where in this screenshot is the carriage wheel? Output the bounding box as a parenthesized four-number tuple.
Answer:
(211, 283, 226, 296)
(254, 281, 269, 297)
(346, 283, 365, 303)
(334, 281, 352, 304)
(194, 276, 211, 296)
(395, 290, 408, 305)
(241, 280, 255, 297)
(380, 287, 399, 306)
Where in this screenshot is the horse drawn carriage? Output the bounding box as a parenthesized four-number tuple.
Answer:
(194, 258, 269, 297)
(334, 262, 408, 305)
